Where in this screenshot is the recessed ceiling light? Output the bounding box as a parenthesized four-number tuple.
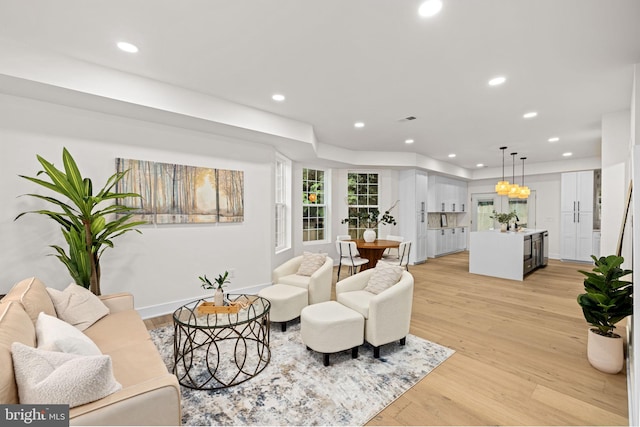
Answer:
(548, 137, 559, 142)
(117, 41, 138, 53)
(523, 111, 538, 119)
(488, 76, 506, 86)
(405, 139, 414, 144)
(476, 163, 484, 167)
(563, 152, 573, 157)
(354, 122, 365, 128)
(448, 154, 456, 158)
(418, 0, 443, 17)
(272, 94, 285, 102)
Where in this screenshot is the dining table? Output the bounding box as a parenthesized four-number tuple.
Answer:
(352, 239, 401, 270)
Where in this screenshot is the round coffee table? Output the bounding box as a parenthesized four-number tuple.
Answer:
(172, 294, 271, 390)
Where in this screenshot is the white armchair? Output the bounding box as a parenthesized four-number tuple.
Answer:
(336, 269, 414, 358)
(272, 255, 334, 305)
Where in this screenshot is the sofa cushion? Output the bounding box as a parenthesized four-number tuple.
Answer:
(36, 312, 101, 356)
(47, 284, 109, 331)
(106, 340, 173, 388)
(83, 309, 152, 354)
(296, 252, 328, 276)
(3, 277, 56, 323)
(11, 342, 121, 408)
(0, 301, 36, 404)
(364, 262, 404, 295)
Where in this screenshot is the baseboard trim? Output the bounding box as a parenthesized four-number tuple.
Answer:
(136, 282, 272, 319)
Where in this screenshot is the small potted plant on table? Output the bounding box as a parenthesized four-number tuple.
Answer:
(341, 201, 398, 242)
(577, 255, 633, 374)
(199, 271, 230, 306)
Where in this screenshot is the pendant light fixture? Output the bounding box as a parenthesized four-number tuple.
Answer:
(508, 152, 520, 198)
(518, 157, 531, 199)
(495, 147, 510, 195)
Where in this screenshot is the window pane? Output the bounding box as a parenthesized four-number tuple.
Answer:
(302, 168, 328, 242)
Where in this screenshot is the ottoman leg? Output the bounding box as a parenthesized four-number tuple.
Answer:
(281, 322, 287, 332)
(400, 337, 406, 346)
(323, 353, 330, 366)
(351, 346, 359, 359)
(373, 346, 380, 359)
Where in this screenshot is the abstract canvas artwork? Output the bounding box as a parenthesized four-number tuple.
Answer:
(115, 158, 244, 224)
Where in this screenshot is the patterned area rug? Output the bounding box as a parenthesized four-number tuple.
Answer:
(150, 321, 454, 426)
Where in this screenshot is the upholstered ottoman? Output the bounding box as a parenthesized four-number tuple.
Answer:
(300, 301, 364, 366)
(258, 284, 308, 331)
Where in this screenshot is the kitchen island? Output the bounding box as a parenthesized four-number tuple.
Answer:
(469, 229, 548, 281)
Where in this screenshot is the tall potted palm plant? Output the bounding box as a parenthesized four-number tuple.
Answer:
(577, 255, 633, 374)
(16, 148, 145, 295)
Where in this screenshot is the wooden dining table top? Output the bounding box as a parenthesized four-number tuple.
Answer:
(351, 239, 401, 249)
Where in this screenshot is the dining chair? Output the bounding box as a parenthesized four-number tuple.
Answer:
(336, 235, 352, 241)
(336, 240, 369, 281)
(398, 241, 412, 270)
(382, 234, 404, 259)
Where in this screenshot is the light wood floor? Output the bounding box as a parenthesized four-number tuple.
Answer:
(145, 252, 629, 426)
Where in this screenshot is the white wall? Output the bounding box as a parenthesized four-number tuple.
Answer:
(0, 94, 275, 318)
(468, 173, 562, 259)
(601, 110, 631, 255)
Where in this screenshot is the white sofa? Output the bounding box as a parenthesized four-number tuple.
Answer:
(271, 255, 333, 305)
(336, 269, 414, 358)
(0, 277, 181, 426)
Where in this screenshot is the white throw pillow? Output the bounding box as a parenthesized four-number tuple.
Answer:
(11, 342, 121, 408)
(296, 252, 328, 276)
(364, 262, 404, 295)
(47, 284, 109, 331)
(36, 312, 101, 356)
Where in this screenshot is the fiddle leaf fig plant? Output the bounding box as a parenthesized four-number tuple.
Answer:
(16, 148, 145, 295)
(577, 255, 633, 337)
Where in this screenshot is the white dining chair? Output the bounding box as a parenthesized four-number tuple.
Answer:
(336, 240, 369, 281)
(382, 235, 404, 260)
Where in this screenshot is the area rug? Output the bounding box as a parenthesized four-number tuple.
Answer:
(150, 321, 454, 426)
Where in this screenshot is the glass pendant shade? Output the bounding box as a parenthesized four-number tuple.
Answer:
(495, 147, 510, 195)
(495, 181, 510, 195)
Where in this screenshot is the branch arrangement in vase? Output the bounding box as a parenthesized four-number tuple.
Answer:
(489, 210, 517, 224)
(341, 200, 399, 228)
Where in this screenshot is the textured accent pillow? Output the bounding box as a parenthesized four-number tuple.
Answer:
(364, 262, 404, 295)
(11, 342, 121, 408)
(36, 312, 101, 356)
(296, 252, 328, 276)
(47, 284, 109, 331)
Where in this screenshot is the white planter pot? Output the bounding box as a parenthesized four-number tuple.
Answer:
(587, 328, 624, 374)
(214, 289, 225, 306)
(363, 229, 376, 243)
(500, 223, 507, 232)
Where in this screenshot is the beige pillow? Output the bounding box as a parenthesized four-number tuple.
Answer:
(11, 342, 121, 408)
(47, 284, 109, 331)
(2, 277, 56, 324)
(296, 252, 328, 276)
(364, 262, 404, 295)
(36, 312, 101, 356)
(0, 301, 36, 404)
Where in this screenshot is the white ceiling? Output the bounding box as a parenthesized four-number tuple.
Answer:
(0, 0, 639, 171)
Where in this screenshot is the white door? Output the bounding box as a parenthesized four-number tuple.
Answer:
(471, 193, 497, 231)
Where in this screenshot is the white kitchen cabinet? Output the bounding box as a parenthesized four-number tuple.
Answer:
(427, 227, 467, 258)
(427, 176, 467, 213)
(560, 171, 594, 262)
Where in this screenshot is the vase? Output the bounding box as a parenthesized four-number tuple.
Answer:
(500, 223, 507, 232)
(214, 289, 224, 306)
(363, 229, 376, 243)
(587, 328, 624, 374)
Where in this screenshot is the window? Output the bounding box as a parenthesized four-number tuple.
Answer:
(275, 154, 291, 252)
(302, 168, 327, 242)
(476, 199, 495, 231)
(508, 199, 528, 228)
(346, 172, 378, 239)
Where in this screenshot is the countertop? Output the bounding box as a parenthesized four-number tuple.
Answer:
(472, 229, 547, 236)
